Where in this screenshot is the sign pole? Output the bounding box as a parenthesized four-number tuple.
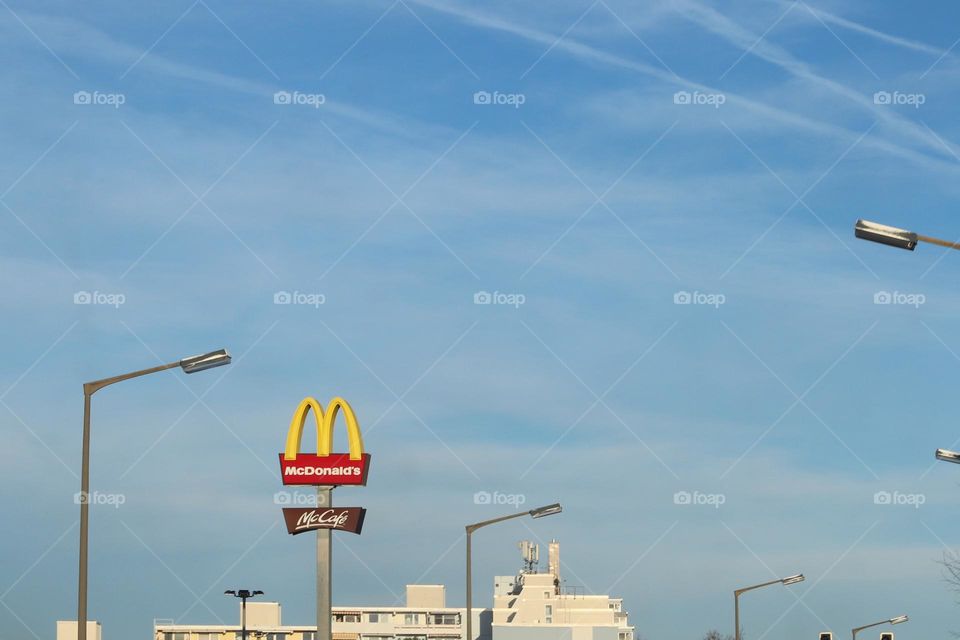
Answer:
(317, 485, 333, 640)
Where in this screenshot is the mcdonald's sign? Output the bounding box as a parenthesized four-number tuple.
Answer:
(279, 397, 371, 486)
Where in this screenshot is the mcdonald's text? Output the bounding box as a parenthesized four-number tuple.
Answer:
(279, 452, 371, 486)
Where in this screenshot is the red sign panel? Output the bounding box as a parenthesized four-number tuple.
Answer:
(279, 453, 370, 486)
(282, 507, 366, 535)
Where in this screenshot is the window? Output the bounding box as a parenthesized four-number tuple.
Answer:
(403, 613, 420, 625)
(545, 605, 553, 624)
(302, 633, 317, 640)
(265, 634, 288, 640)
(165, 634, 188, 640)
(368, 613, 385, 623)
(197, 634, 219, 640)
(544, 591, 551, 599)
(334, 614, 360, 623)
(431, 614, 459, 626)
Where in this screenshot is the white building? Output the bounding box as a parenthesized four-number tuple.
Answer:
(151, 540, 634, 640)
(492, 541, 634, 640)
(155, 585, 485, 640)
(57, 621, 102, 640)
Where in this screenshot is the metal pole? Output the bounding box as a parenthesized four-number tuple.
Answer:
(76, 359, 182, 640)
(242, 596, 248, 640)
(317, 486, 332, 640)
(918, 234, 960, 251)
(734, 592, 740, 640)
(77, 392, 92, 640)
(465, 530, 472, 640)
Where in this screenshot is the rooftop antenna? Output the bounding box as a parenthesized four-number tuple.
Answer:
(518, 540, 539, 573)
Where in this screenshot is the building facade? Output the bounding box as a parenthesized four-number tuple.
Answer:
(492, 541, 634, 640)
(155, 585, 488, 640)
(153, 541, 633, 640)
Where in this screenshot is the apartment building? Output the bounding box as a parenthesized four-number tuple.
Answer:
(155, 585, 488, 640)
(492, 541, 634, 640)
(151, 540, 634, 640)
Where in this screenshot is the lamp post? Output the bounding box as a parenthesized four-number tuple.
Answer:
(225, 589, 264, 640)
(733, 574, 804, 640)
(77, 349, 231, 640)
(854, 219, 960, 252)
(851, 615, 908, 640)
(465, 503, 562, 640)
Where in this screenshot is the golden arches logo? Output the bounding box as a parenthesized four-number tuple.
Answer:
(284, 397, 364, 461)
(279, 397, 370, 487)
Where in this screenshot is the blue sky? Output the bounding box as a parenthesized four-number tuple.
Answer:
(5, 1, 960, 639)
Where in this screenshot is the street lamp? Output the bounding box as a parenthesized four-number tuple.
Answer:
(225, 589, 264, 640)
(851, 615, 908, 640)
(77, 349, 231, 640)
(465, 503, 562, 640)
(855, 218, 960, 252)
(733, 574, 804, 640)
(936, 448, 960, 464)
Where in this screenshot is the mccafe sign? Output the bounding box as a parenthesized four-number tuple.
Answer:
(279, 397, 371, 486)
(282, 507, 366, 535)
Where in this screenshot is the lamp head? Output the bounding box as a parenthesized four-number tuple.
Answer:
(889, 616, 908, 625)
(936, 449, 960, 464)
(180, 349, 232, 374)
(530, 503, 562, 518)
(854, 219, 918, 251)
(781, 574, 805, 586)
